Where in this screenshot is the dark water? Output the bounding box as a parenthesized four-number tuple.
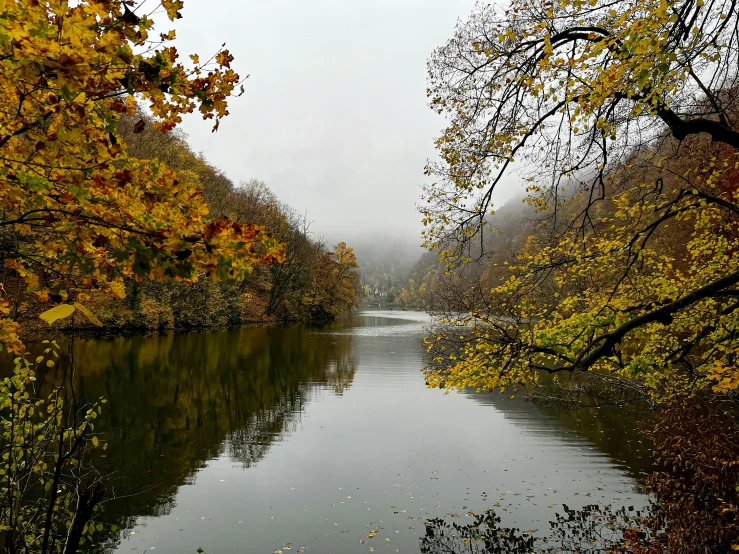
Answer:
(22, 311, 653, 553)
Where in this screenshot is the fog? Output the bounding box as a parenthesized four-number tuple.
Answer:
(166, 0, 527, 263)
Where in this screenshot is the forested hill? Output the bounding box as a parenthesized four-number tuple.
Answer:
(15, 112, 362, 337)
(395, 195, 538, 310)
(354, 196, 540, 311)
(352, 238, 422, 308)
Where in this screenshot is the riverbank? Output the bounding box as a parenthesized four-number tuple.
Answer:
(10, 259, 363, 346)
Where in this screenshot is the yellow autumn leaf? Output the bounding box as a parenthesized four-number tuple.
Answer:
(109, 280, 126, 299)
(39, 304, 76, 325)
(161, 0, 184, 20)
(63, 12, 94, 46)
(24, 273, 39, 291)
(73, 303, 103, 327)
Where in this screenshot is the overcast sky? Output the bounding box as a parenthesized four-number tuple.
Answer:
(170, 0, 518, 255)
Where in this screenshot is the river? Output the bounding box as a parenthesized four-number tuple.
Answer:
(21, 310, 654, 553)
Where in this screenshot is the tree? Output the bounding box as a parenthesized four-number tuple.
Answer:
(306, 242, 360, 322)
(0, 0, 284, 353)
(0, 2, 286, 546)
(423, 0, 739, 397)
(0, 345, 107, 554)
(265, 208, 321, 319)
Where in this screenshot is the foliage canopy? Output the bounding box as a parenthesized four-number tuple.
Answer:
(423, 0, 739, 398)
(0, 0, 284, 353)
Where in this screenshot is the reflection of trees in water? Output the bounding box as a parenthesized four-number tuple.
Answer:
(421, 504, 651, 553)
(421, 511, 535, 553)
(425, 332, 653, 481)
(225, 341, 356, 467)
(227, 396, 303, 468)
(461, 380, 654, 481)
(7, 325, 355, 548)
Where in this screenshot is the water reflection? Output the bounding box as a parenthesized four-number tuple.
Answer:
(4, 312, 652, 553)
(462, 392, 654, 482)
(421, 510, 535, 553)
(421, 503, 649, 553)
(11, 324, 356, 546)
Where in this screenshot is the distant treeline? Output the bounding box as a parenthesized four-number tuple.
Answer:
(395, 195, 538, 311)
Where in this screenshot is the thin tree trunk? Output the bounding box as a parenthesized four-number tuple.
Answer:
(63, 483, 105, 554)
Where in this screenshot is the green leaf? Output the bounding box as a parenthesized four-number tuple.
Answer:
(39, 304, 75, 324)
(60, 85, 74, 102)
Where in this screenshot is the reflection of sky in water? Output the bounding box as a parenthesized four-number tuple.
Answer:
(317, 310, 431, 336)
(104, 311, 649, 554)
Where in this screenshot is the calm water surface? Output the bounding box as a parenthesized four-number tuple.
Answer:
(32, 311, 653, 552)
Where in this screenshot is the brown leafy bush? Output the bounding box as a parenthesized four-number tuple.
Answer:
(643, 399, 739, 554)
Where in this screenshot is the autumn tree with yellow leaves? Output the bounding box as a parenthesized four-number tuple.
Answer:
(304, 242, 361, 323)
(423, 0, 739, 398)
(423, 1, 739, 550)
(0, 0, 284, 354)
(0, 1, 287, 551)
